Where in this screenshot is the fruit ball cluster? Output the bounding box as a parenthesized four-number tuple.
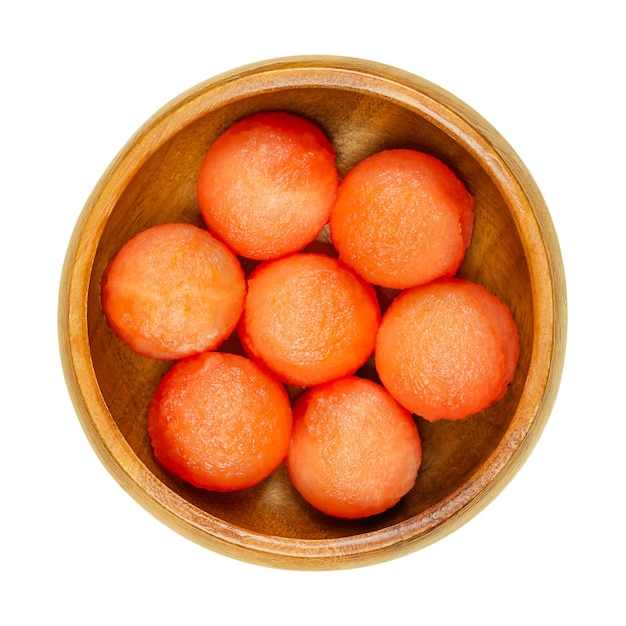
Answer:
(101, 111, 519, 519)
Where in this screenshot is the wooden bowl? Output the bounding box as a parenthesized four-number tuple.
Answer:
(58, 56, 566, 570)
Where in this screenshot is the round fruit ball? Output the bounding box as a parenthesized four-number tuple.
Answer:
(148, 351, 293, 492)
(101, 222, 245, 360)
(238, 253, 380, 387)
(286, 376, 422, 519)
(375, 277, 520, 421)
(329, 148, 474, 289)
(197, 111, 339, 260)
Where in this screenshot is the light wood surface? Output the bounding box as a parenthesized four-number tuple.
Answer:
(58, 56, 566, 570)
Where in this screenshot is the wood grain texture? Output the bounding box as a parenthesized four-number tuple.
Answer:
(58, 56, 567, 570)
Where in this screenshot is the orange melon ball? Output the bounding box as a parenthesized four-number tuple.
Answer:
(238, 253, 380, 387)
(375, 277, 520, 422)
(148, 351, 292, 492)
(329, 149, 474, 289)
(197, 111, 339, 260)
(286, 376, 422, 519)
(101, 222, 245, 360)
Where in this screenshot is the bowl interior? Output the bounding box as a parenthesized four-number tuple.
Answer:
(69, 58, 555, 567)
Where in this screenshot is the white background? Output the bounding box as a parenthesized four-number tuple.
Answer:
(2, 1, 623, 624)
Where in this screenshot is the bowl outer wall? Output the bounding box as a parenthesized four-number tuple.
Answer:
(58, 55, 567, 570)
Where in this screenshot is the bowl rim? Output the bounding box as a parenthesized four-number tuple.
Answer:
(58, 55, 567, 570)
